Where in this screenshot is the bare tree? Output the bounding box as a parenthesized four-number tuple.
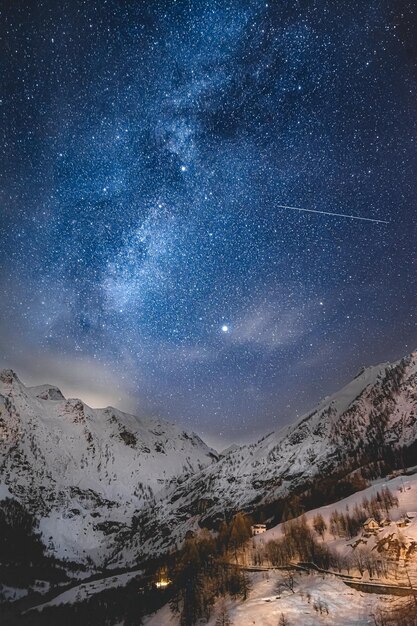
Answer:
(276, 568, 296, 594)
(279, 613, 290, 626)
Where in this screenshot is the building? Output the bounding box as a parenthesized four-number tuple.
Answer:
(397, 516, 409, 528)
(380, 517, 391, 527)
(155, 567, 171, 589)
(251, 523, 267, 536)
(363, 517, 380, 533)
(398, 512, 417, 527)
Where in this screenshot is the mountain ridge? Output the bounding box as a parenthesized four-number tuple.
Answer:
(1, 350, 417, 569)
(0, 368, 218, 565)
(114, 350, 417, 564)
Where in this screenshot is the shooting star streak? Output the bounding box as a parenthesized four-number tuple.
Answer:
(276, 204, 389, 224)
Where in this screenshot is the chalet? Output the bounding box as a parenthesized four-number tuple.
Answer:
(397, 517, 409, 528)
(380, 517, 391, 527)
(251, 523, 267, 536)
(363, 517, 380, 533)
(398, 512, 417, 527)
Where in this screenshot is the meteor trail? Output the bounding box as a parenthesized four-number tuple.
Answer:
(275, 204, 389, 224)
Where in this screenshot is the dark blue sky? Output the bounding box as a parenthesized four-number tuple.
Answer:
(1, 0, 416, 446)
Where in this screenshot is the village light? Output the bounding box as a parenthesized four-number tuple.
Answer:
(155, 565, 171, 588)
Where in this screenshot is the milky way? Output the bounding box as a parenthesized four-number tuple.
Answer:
(1, 1, 416, 446)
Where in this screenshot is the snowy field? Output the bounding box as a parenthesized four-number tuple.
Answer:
(144, 570, 385, 625)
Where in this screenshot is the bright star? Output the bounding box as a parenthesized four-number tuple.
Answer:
(221, 325, 229, 332)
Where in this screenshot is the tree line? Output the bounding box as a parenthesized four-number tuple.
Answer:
(168, 513, 253, 626)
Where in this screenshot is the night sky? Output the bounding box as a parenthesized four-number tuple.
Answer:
(1, 1, 416, 447)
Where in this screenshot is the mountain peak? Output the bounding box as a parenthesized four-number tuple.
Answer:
(27, 384, 65, 401)
(0, 369, 21, 385)
(0, 369, 218, 565)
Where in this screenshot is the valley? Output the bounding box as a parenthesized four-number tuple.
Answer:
(1, 351, 417, 624)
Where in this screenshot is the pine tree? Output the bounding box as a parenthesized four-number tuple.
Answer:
(229, 512, 252, 561)
(313, 513, 327, 539)
(215, 598, 232, 626)
(170, 536, 204, 626)
(218, 520, 230, 554)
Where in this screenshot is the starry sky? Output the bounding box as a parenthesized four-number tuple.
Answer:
(1, 0, 416, 447)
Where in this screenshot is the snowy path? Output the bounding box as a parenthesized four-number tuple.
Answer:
(23, 568, 144, 614)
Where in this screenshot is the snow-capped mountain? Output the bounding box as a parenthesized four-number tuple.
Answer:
(1, 351, 417, 570)
(0, 369, 217, 565)
(119, 350, 417, 563)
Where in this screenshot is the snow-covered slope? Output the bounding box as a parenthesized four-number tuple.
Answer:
(0, 369, 217, 565)
(25, 569, 144, 613)
(254, 472, 417, 569)
(121, 351, 417, 562)
(145, 570, 384, 626)
(2, 350, 417, 569)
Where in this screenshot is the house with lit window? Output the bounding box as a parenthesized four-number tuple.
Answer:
(363, 517, 380, 533)
(251, 523, 267, 536)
